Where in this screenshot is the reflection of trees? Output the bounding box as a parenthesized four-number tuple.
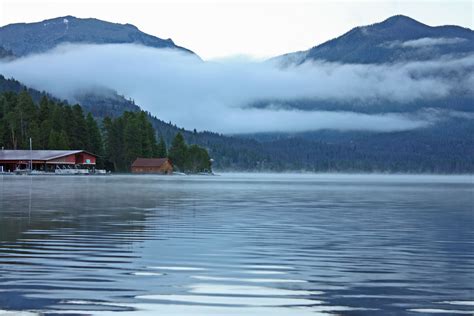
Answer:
(0, 176, 156, 244)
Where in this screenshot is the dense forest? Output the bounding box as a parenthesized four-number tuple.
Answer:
(102, 111, 211, 172)
(1, 76, 473, 173)
(0, 90, 102, 154)
(0, 90, 212, 173)
(0, 75, 276, 171)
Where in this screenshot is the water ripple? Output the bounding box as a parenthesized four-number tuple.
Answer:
(0, 174, 472, 315)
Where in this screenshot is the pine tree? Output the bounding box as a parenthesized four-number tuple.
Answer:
(123, 112, 142, 168)
(15, 90, 37, 148)
(48, 130, 69, 150)
(186, 144, 211, 173)
(102, 116, 119, 171)
(168, 132, 188, 172)
(38, 96, 50, 122)
(0, 96, 5, 149)
(0, 89, 217, 173)
(39, 119, 52, 149)
(37, 96, 53, 149)
(57, 130, 70, 149)
(5, 109, 19, 149)
(85, 113, 103, 154)
(138, 112, 155, 158)
(85, 113, 103, 167)
(28, 121, 41, 149)
(70, 104, 87, 149)
(51, 104, 66, 136)
(156, 136, 167, 157)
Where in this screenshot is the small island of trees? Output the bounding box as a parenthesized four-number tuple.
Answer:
(0, 90, 212, 173)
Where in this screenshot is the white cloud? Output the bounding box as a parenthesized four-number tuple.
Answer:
(189, 108, 432, 134)
(402, 37, 467, 48)
(384, 37, 468, 49)
(0, 43, 471, 134)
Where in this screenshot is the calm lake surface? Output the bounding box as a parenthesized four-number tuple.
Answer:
(0, 173, 473, 316)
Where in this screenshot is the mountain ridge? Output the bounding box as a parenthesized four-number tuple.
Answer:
(276, 14, 474, 65)
(0, 15, 197, 57)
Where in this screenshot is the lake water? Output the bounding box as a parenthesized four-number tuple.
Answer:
(0, 173, 473, 315)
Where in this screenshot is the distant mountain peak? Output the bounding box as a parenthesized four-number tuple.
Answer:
(42, 15, 75, 24)
(366, 14, 430, 33)
(345, 15, 428, 37)
(380, 14, 423, 25)
(57, 15, 76, 20)
(276, 15, 473, 65)
(56, 15, 76, 20)
(0, 16, 197, 57)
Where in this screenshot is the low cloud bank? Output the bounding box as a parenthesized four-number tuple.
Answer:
(383, 37, 468, 49)
(401, 37, 467, 48)
(0, 43, 472, 134)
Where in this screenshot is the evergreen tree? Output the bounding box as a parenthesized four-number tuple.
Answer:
(0, 90, 216, 173)
(186, 144, 211, 173)
(156, 136, 167, 157)
(123, 112, 142, 168)
(62, 106, 75, 147)
(38, 96, 50, 122)
(48, 130, 69, 150)
(102, 116, 118, 171)
(85, 113, 103, 166)
(58, 130, 70, 149)
(85, 113, 102, 154)
(16, 90, 37, 148)
(39, 119, 52, 149)
(103, 116, 124, 171)
(102, 111, 167, 171)
(70, 104, 87, 149)
(50, 104, 66, 138)
(0, 96, 6, 148)
(38, 97, 52, 148)
(5, 108, 20, 149)
(140, 112, 157, 157)
(28, 121, 41, 149)
(168, 132, 188, 171)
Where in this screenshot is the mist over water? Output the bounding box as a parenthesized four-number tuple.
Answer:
(0, 174, 473, 315)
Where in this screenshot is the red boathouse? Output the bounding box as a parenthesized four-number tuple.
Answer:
(0, 150, 97, 172)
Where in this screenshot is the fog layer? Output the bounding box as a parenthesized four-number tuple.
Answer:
(1, 44, 472, 134)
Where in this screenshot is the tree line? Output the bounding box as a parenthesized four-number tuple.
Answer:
(0, 90, 102, 155)
(2, 83, 472, 174)
(0, 90, 212, 173)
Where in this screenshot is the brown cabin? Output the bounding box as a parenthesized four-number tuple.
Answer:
(131, 158, 173, 174)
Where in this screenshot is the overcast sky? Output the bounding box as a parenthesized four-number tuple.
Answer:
(0, 0, 472, 59)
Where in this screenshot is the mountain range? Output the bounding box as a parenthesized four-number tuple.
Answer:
(0, 15, 473, 172)
(277, 15, 473, 65)
(0, 15, 195, 57)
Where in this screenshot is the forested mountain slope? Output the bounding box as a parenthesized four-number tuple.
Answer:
(276, 15, 473, 65)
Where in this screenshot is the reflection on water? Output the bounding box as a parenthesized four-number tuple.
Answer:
(0, 173, 473, 315)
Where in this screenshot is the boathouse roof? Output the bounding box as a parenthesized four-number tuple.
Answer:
(0, 150, 96, 161)
(132, 158, 169, 167)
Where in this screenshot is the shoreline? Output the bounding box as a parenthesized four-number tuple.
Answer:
(1, 172, 472, 183)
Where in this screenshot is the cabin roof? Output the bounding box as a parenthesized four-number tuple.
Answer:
(0, 150, 96, 161)
(132, 158, 169, 167)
